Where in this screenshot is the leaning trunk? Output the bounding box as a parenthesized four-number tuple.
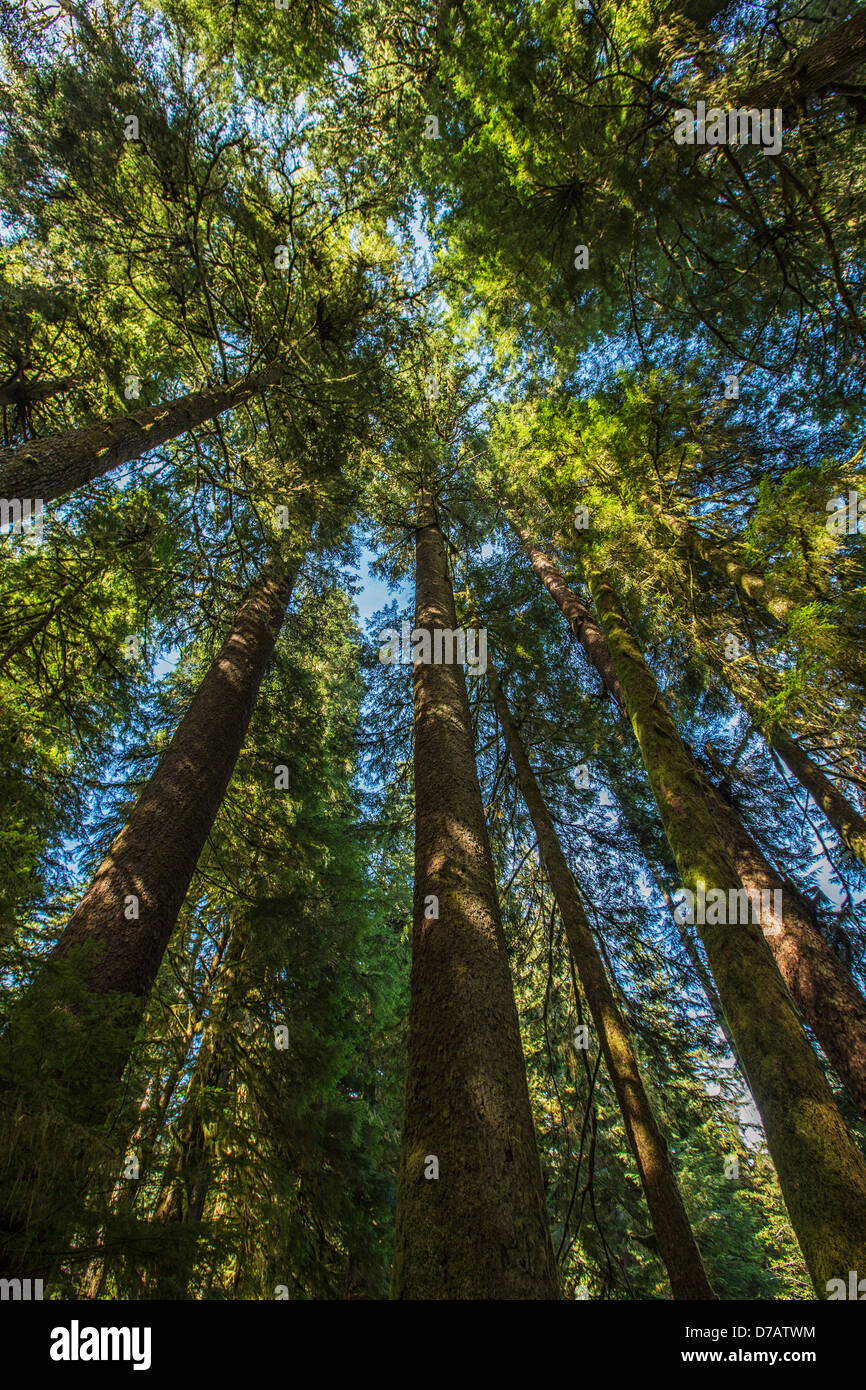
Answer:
(514, 522, 626, 711)
(713, 802, 866, 1121)
(50, 559, 293, 1011)
(0, 361, 289, 505)
(0, 555, 296, 1274)
(768, 726, 866, 870)
(487, 660, 715, 1299)
(738, 10, 866, 109)
(586, 559, 866, 1295)
(518, 518, 866, 1116)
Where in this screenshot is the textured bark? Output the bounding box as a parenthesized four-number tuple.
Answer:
(716, 801, 866, 1121)
(0, 557, 295, 1275)
(52, 558, 293, 1010)
(488, 661, 715, 1299)
(516, 522, 741, 1059)
(769, 726, 866, 870)
(520, 524, 866, 1144)
(0, 361, 289, 505)
(738, 11, 866, 110)
(391, 489, 559, 1300)
(514, 522, 626, 711)
(587, 562, 866, 1296)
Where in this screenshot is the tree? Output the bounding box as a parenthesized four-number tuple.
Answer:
(391, 483, 559, 1299)
(0, 548, 299, 1273)
(487, 656, 715, 1299)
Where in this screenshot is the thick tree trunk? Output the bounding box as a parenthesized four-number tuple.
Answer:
(391, 489, 559, 1300)
(51, 558, 293, 1010)
(738, 11, 866, 110)
(0, 556, 295, 1274)
(714, 803, 866, 1121)
(518, 519, 866, 1127)
(587, 561, 866, 1295)
(0, 361, 288, 505)
(487, 660, 715, 1299)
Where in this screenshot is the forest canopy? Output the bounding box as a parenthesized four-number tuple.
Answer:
(1, 0, 866, 1307)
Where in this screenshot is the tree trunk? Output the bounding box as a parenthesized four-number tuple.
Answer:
(519, 519, 866, 1127)
(51, 558, 293, 1009)
(586, 560, 866, 1295)
(712, 799, 866, 1122)
(768, 726, 866, 869)
(391, 488, 559, 1300)
(513, 523, 626, 711)
(0, 361, 289, 505)
(738, 11, 866, 110)
(487, 660, 715, 1299)
(0, 555, 296, 1274)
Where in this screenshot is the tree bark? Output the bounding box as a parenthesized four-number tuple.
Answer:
(391, 488, 559, 1300)
(0, 555, 296, 1274)
(586, 560, 866, 1296)
(513, 523, 626, 711)
(768, 726, 866, 870)
(0, 361, 289, 505)
(738, 11, 866, 111)
(487, 659, 715, 1299)
(51, 559, 292, 1003)
(714, 797, 866, 1121)
(518, 519, 866, 1127)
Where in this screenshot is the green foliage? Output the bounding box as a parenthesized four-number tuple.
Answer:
(1, 0, 865, 1302)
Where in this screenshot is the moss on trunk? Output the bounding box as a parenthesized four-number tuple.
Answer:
(587, 559, 866, 1296)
